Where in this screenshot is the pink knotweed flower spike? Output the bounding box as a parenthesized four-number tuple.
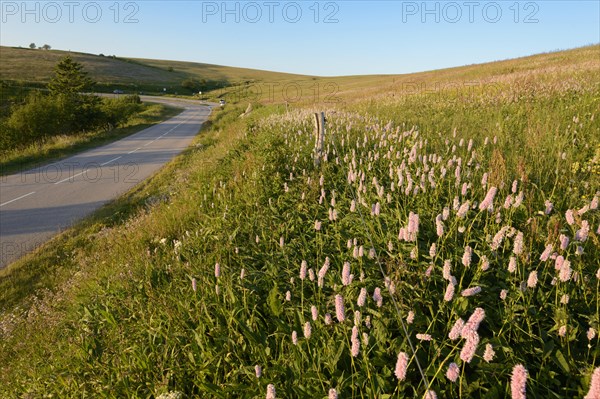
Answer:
(266, 384, 276, 399)
(483, 343, 495, 362)
(328, 388, 338, 399)
(395, 352, 408, 381)
(585, 367, 600, 399)
(511, 364, 528, 399)
(425, 390, 438, 399)
(335, 294, 345, 322)
(446, 362, 460, 382)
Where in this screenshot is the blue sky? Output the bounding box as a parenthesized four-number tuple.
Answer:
(1, 1, 598, 76)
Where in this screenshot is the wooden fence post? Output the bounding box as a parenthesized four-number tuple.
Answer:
(314, 112, 326, 166)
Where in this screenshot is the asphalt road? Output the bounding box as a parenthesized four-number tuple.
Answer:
(0, 95, 213, 269)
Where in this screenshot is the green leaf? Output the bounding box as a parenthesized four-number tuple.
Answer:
(554, 349, 570, 374)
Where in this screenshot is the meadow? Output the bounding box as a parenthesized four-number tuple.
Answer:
(0, 46, 599, 398)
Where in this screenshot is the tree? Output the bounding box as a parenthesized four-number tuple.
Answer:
(181, 78, 200, 92)
(47, 56, 94, 96)
(29, 43, 36, 49)
(42, 44, 51, 50)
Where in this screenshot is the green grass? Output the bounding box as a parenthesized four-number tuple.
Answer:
(0, 102, 182, 176)
(3, 44, 597, 104)
(1, 46, 599, 398)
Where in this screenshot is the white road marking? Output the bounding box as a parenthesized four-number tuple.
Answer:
(0, 191, 36, 208)
(100, 156, 122, 166)
(54, 171, 86, 185)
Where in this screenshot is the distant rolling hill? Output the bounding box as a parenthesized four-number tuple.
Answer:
(1, 44, 598, 103)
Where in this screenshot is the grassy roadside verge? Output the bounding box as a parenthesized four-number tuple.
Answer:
(0, 104, 250, 311)
(0, 103, 266, 393)
(0, 102, 183, 176)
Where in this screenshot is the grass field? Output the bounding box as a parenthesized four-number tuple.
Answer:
(0, 45, 599, 398)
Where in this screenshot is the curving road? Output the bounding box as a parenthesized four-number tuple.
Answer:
(0, 96, 213, 269)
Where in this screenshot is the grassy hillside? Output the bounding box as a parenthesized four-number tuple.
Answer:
(1, 45, 598, 103)
(1, 45, 599, 398)
(0, 46, 308, 95)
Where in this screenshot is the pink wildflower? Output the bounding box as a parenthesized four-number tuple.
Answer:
(425, 264, 433, 277)
(479, 186, 498, 210)
(591, 195, 599, 210)
(576, 220, 590, 242)
(416, 333, 432, 341)
(443, 260, 452, 280)
(565, 209, 575, 225)
(291, 331, 298, 345)
(300, 260, 308, 280)
(446, 362, 460, 382)
(192, 278, 197, 292)
(351, 326, 360, 357)
(425, 390, 437, 399)
(559, 259, 572, 282)
(407, 311, 415, 324)
(500, 289, 508, 300)
(463, 308, 485, 335)
(585, 367, 600, 399)
(449, 318, 465, 340)
(373, 287, 383, 307)
(335, 294, 345, 322)
(588, 327, 597, 341)
(511, 364, 528, 399)
(460, 330, 479, 363)
(554, 255, 564, 270)
(394, 352, 408, 380)
(442, 206, 450, 220)
(481, 172, 488, 187)
(215, 262, 221, 278)
(311, 305, 318, 321)
(407, 212, 419, 241)
(508, 256, 517, 273)
(255, 365, 262, 378)
(491, 227, 507, 251)
(444, 283, 455, 302)
(461, 286, 482, 297)
(429, 243, 437, 258)
(328, 388, 338, 399)
(544, 200, 553, 215)
(354, 310, 361, 326)
(513, 232, 524, 255)
(357, 287, 367, 307)
(462, 246, 472, 267)
(513, 192, 524, 208)
(266, 384, 276, 399)
(436, 214, 444, 237)
(457, 200, 470, 218)
(480, 255, 490, 271)
(304, 322, 312, 339)
(342, 262, 351, 286)
(483, 343, 495, 362)
(324, 313, 332, 325)
(540, 245, 553, 261)
(559, 235, 569, 250)
(527, 271, 538, 288)
(558, 326, 567, 337)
